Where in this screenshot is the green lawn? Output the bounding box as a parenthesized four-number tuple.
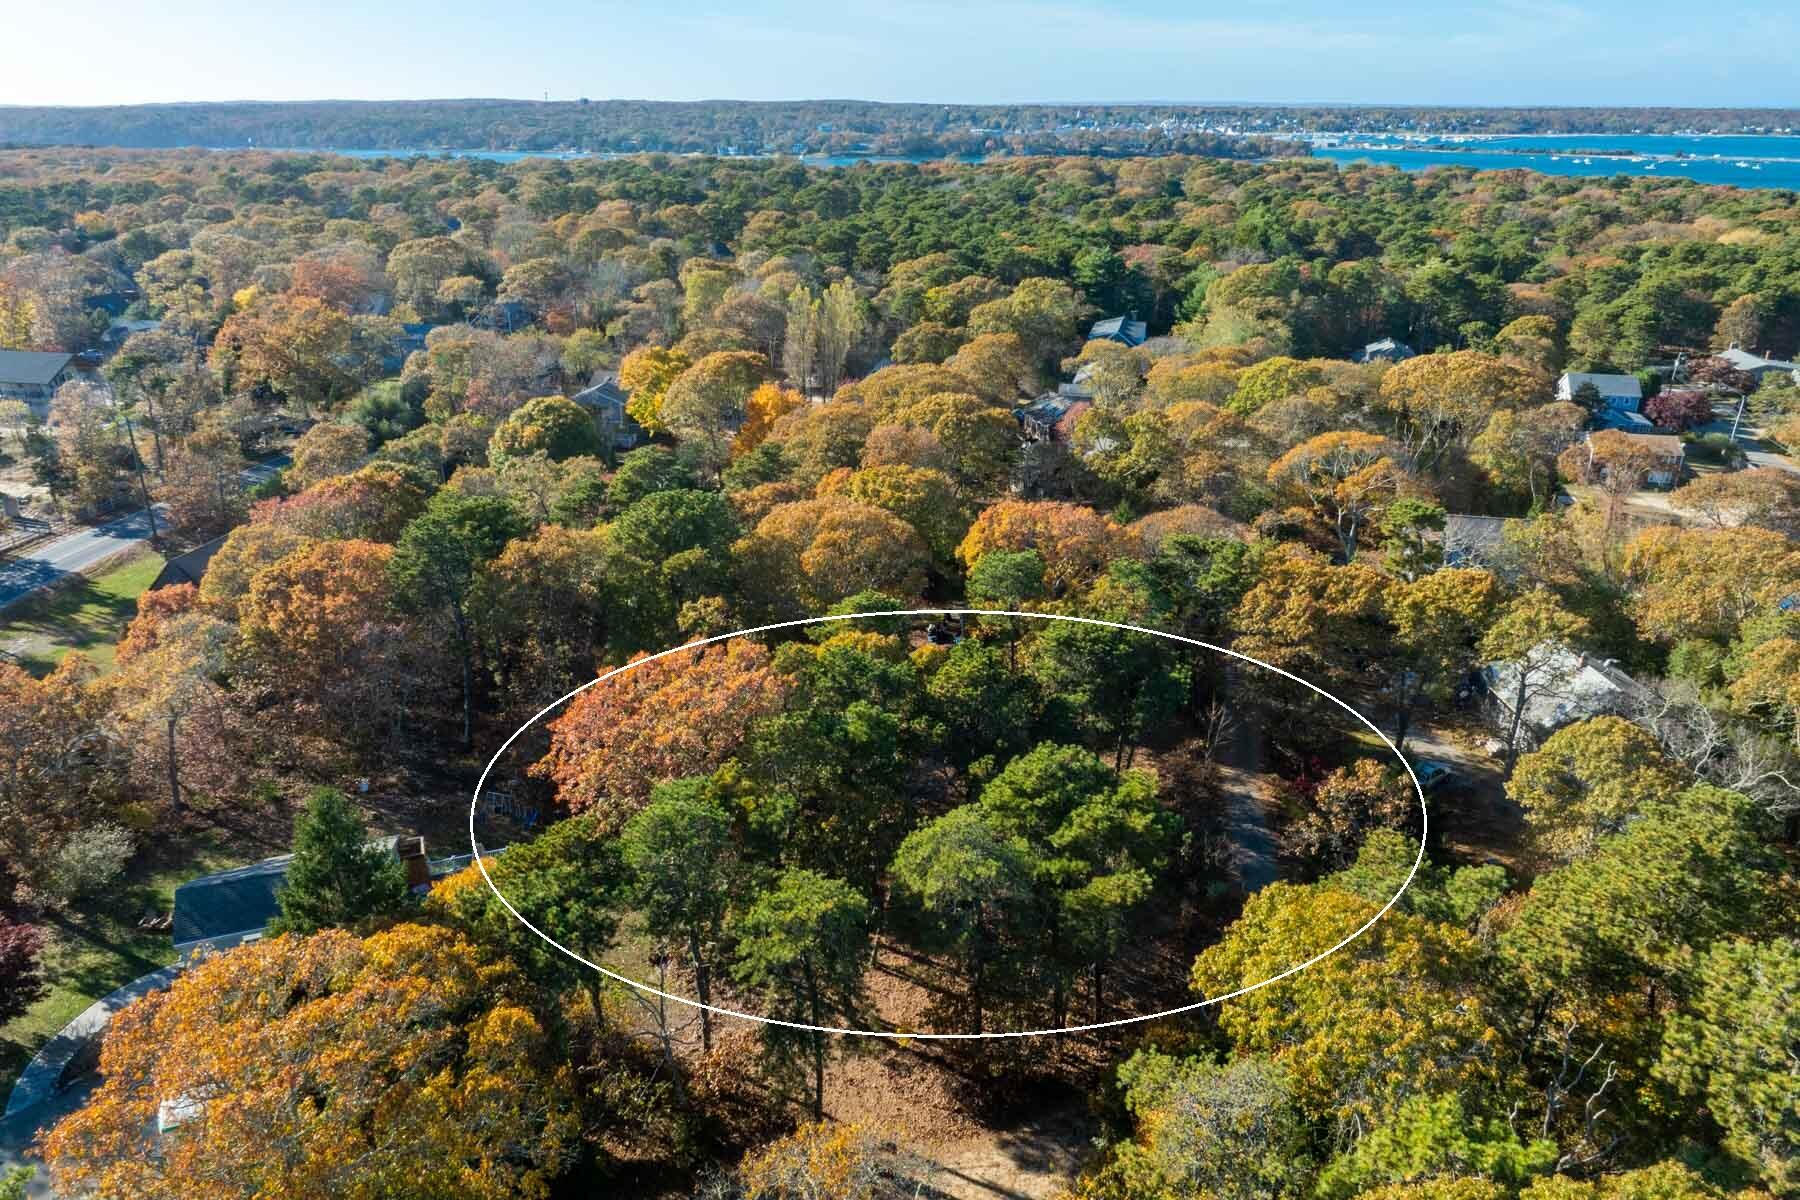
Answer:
(0, 548, 165, 676)
(0, 832, 236, 1100)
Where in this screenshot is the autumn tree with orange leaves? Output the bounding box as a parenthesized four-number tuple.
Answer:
(41, 925, 579, 1200)
(956, 500, 1137, 597)
(535, 640, 791, 827)
(211, 294, 360, 416)
(238, 539, 429, 744)
(1374, 350, 1542, 470)
(1622, 525, 1800, 644)
(736, 496, 931, 618)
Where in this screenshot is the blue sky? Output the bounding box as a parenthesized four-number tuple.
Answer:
(5, 0, 1798, 108)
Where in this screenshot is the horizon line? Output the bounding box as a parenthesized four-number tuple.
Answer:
(4, 97, 1800, 113)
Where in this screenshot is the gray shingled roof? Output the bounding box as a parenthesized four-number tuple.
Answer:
(571, 375, 628, 410)
(152, 534, 227, 591)
(0, 350, 74, 387)
(171, 856, 291, 948)
(1444, 515, 1509, 559)
(172, 835, 405, 948)
(1719, 345, 1799, 373)
(1088, 315, 1147, 346)
(1560, 371, 1642, 398)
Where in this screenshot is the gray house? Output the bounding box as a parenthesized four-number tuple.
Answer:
(1481, 642, 1648, 750)
(0, 350, 75, 416)
(1718, 343, 1800, 387)
(571, 374, 645, 451)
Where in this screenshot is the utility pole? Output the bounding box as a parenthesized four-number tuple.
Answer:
(119, 409, 160, 543)
(1730, 388, 1750, 442)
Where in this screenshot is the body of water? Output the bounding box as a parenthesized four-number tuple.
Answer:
(251, 136, 1800, 189)
(1307, 133, 1800, 189)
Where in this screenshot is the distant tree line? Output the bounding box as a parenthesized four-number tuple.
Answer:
(6, 99, 1797, 158)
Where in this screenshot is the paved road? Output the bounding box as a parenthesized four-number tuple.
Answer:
(0, 454, 289, 613)
(1698, 407, 1799, 476)
(0, 509, 160, 611)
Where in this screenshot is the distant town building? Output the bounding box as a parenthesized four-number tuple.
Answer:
(1088, 313, 1147, 348)
(0, 350, 76, 416)
(1352, 337, 1416, 364)
(570, 373, 645, 450)
(1557, 371, 1643, 413)
(1718, 343, 1800, 386)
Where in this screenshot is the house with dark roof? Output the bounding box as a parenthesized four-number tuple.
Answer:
(1557, 371, 1643, 413)
(1016, 393, 1080, 442)
(0, 350, 75, 415)
(151, 535, 228, 592)
(1088, 314, 1147, 348)
(1352, 337, 1416, 364)
(171, 836, 431, 954)
(571, 374, 644, 451)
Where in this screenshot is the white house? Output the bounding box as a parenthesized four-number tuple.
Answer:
(1557, 371, 1642, 413)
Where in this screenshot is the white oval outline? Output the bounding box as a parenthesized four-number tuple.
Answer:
(472, 608, 1426, 1040)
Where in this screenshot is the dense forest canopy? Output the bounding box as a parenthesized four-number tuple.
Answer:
(3, 99, 1799, 157)
(0, 143, 1797, 1199)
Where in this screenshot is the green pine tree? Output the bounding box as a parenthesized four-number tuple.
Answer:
(270, 788, 410, 936)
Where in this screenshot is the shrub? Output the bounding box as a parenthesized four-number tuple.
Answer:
(43, 822, 136, 903)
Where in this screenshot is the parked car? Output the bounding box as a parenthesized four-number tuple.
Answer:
(1412, 759, 1460, 794)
